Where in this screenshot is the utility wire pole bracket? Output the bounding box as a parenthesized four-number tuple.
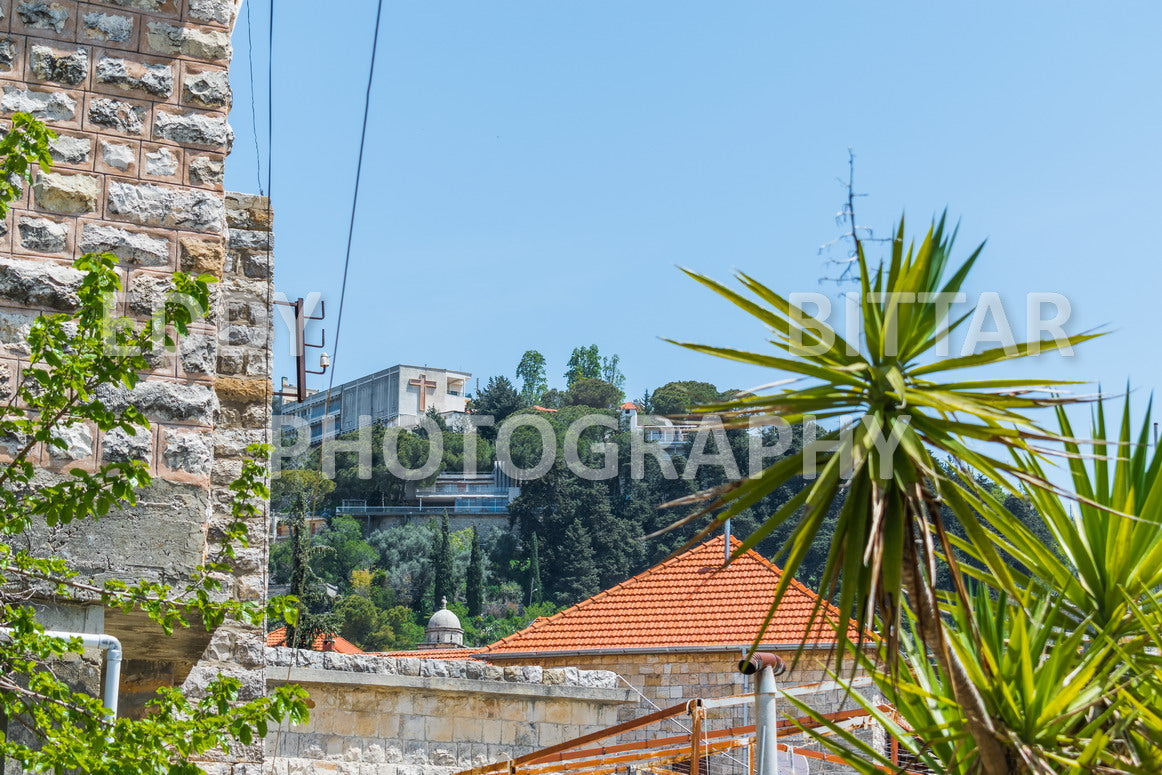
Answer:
(274, 297, 329, 403)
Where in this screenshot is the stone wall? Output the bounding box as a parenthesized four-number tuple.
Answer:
(264, 648, 636, 775)
(0, 2, 275, 771)
(485, 649, 875, 774)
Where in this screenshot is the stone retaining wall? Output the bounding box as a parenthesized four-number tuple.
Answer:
(264, 648, 636, 775)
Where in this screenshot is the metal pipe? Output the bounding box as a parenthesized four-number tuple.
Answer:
(739, 653, 785, 775)
(755, 665, 778, 775)
(1, 628, 122, 716)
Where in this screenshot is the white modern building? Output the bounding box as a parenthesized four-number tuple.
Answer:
(618, 401, 699, 447)
(281, 364, 471, 444)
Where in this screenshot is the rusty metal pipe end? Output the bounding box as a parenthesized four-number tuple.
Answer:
(738, 652, 786, 676)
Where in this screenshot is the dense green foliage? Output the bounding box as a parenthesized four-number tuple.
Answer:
(274, 367, 1048, 655)
(268, 514, 563, 652)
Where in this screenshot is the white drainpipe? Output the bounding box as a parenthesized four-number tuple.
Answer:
(739, 652, 787, 775)
(1, 628, 122, 717)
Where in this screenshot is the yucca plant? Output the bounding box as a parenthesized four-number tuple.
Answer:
(664, 215, 1097, 773)
(791, 590, 1153, 774)
(795, 398, 1162, 773)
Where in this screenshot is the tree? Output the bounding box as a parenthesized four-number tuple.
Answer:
(367, 522, 438, 606)
(472, 375, 522, 435)
(526, 532, 543, 606)
(271, 468, 334, 515)
(554, 521, 600, 604)
(334, 594, 381, 648)
(538, 388, 565, 409)
(431, 513, 454, 612)
(635, 389, 654, 413)
(466, 526, 484, 616)
(601, 354, 625, 391)
(565, 377, 623, 409)
(311, 516, 379, 587)
(329, 422, 437, 508)
(515, 350, 548, 405)
(649, 380, 721, 416)
(0, 113, 307, 771)
(285, 498, 335, 648)
(673, 214, 1102, 773)
(564, 345, 602, 386)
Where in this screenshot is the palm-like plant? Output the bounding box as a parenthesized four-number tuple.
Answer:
(666, 216, 1096, 773)
(796, 398, 1162, 773)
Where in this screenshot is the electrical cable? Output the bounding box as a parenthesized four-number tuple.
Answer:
(266, 0, 274, 199)
(322, 0, 386, 420)
(243, 0, 264, 195)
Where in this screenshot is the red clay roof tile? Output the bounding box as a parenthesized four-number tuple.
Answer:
(266, 627, 365, 654)
(479, 536, 857, 655)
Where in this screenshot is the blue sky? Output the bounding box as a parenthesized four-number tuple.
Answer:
(227, 1, 1162, 413)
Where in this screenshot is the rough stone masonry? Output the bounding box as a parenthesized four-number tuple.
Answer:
(0, 1, 274, 771)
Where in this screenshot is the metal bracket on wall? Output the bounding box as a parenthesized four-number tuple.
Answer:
(274, 297, 329, 403)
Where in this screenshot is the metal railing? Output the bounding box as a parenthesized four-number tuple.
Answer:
(418, 485, 514, 496)
(335, 503, 509, 516)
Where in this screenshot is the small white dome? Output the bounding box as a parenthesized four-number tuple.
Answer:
(427, 598, 461, 630)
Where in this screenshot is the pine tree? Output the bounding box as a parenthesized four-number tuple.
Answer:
(527, 532, 543, 606)
(432, 513, 454, 612)
(555, 521, 600, 604)
(466, 526, 484, 616)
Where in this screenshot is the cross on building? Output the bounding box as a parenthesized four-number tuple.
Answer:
(409, 373, 438, 412)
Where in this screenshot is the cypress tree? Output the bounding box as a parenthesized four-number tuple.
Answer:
(285, 494, 310, 648)
(466, 526, 484, 616)
(527, 532, 543, 606)
(555, 521, 600, 605)
(432, 513, 454, 612)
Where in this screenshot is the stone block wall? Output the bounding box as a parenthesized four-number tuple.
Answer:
(264, 649, 637, 775)
(0, 1, 276, 771)
(486, 650, 875, 774)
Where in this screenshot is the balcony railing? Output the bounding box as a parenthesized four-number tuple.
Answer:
(418, 485, 514, 497)
(336, 503, 509, 516)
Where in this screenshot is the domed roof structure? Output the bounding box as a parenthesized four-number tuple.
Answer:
(427, 600, 461, 630)
(419, 597, 466, 649)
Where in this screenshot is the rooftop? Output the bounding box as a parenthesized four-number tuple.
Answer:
(479, 536, 858, 657)
(266, 627, 365, 655)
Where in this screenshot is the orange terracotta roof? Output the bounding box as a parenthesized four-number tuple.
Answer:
(374, 648, 483, 660)
(480, 536, 859, 656)
(620, 401, 639, 410)
(531, 405, 558, 412)
(266, 626, 365, 654)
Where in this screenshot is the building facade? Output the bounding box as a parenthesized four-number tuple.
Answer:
(334, 464, 521, 532)
(281, 363, 471, 444)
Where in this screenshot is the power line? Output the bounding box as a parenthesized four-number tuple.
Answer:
(243, 0, 264, 195)
(266, 0, 274, 199)
(323, 0, 386, 415)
